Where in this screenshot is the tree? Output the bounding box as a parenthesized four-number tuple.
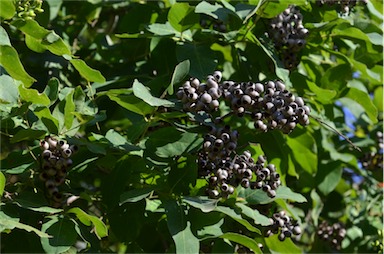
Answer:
(0, 0, 382, 253)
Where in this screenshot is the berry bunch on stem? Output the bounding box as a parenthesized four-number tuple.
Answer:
(39, 136, 77, 207)
(268, 5, 309, 70)
(264, 210, 302, 241)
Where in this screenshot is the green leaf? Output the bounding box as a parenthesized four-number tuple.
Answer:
(274, 186, 307, 203)
(163, 199, 200, 254)
(19, 86, 50, 105)
(33, 107, 60, 134)
(107, 94, 155, 116)
(0, 26, 11, 46)
(25, 34, 47, 53)
(373, 86, 383, 112)
(0, 75, 20, 105)
(332, 25, 375, 53)
(235, 203, 272, 226)
(0, 45, 36, 87)
(168, 60, 190, 95)
(320, 64, 352, 92)
(195, 217, 224, 240)
(67, 207, 108, 239)
(10, 129, 46, 143)
(238, 186, 307, 204)
(220, 233, 262, 254)
(246, 34, 291, 87)
(306, 80, 337, 104)
(12, 19, 71, 56)
(120, 188, 154, 205)
(317, 163, 343, 196)
(195, 1, 222, 19)
(215, 206, 261, 234)
(183, 196, 218, 213)
(41, 216, 78, 254)
(44, 78, 60, 104)
(310, 189, 323, 227)
(147, 22, 178, 36)
(168, 3, 198, 32)
(286, 130, 318, 175)
(145, 127, 203, 158)
(176, 43, 217, 79)
(64, 89, 75, 130)
(105, 129, 140, 152)
(0, 211, 51, 238)
(0, 172, 5, 197)
(342, 87, 378, 123)
(132, 80, 174, 107)
(70, 59, 106, 83)
(14, 192, 63, 213)
(265, 233, 302, 254)
(0, 0, 15, 19)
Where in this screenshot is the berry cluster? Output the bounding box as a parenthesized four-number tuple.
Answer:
(265, 211, 302, 241)
(317, 0, 368, 14)
(200, 15, 227, 33)
(360, 131, 383, 175)
(177, 71, 310, 134)
(268, 6, 309, 70)
(198, 126, 281, 199)
(39, 136, 77, 207)
(176, 71, 222, 113)
(222, 80, 310, 134)
(317, 221, 346, 250)
(16, 0, 44, 20)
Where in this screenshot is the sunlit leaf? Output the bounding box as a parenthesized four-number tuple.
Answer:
(120, 188, 154, 205)
(238, 186, 307, 204)
(168, 60, 190, 95)
(220, 233, 262, 254)
(317, 163, 343, 196)
(64, 89, 75, 130)
(0, 0, 15, 19)
(168, 3, 198, 32)
(0, 211, 51, 238)
(41, 216, 78, 253)
(107, 94, 154, 116)
(341, 87, 378, 123)
(133, 80, 174, 107)
(163, 199, 200, 254)
(265, 233, 302, 253)
(33, 107, 60, 134)
(215, 206, 261, 234)
(19, 86, 50, 105)
(70, 59, 106, 83)
(183, 196, 218, 213)
(0, 45, 36, 87)
(176, 43, 217, 79)
(236, 203, 272, 226)
(67, 207, 108, 239)
(0, 172, 5, 197)
(0, 75, 20, 105)
(12, 19, 71, 56)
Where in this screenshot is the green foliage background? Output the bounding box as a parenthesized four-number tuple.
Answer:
(0, 0, 382, 253)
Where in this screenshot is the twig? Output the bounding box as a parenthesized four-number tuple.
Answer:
(309, 115, 362, 152)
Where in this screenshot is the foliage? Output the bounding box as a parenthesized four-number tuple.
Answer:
(0, 0, 382, 253)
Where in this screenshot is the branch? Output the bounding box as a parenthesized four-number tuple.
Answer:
(309, 115, 362, 152)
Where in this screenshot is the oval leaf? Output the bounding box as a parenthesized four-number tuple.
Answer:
(70, 59, 106, 83)
(0, 45, 36, 87)
(133, 80, 174, 107)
